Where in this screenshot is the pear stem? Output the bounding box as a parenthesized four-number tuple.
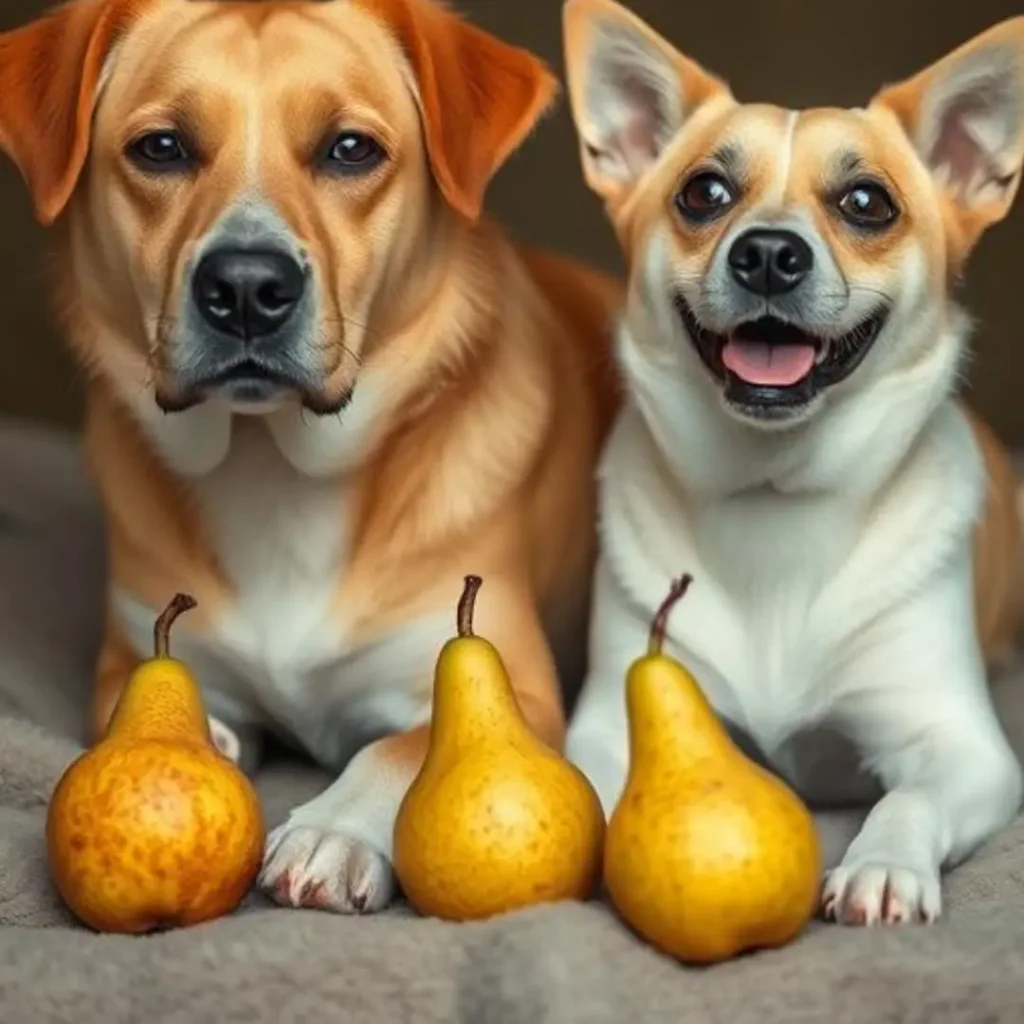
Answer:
(153, 593, 198, 659)
(648, 574, 693, 656)
(457, 575, 483, 638)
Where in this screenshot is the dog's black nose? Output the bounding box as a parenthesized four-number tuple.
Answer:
(727, 229, 813, 297)
(192, 249, 306, 340)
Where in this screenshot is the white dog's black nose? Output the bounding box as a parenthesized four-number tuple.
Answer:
(192, 249, 306, 340)
(727, 229, 813, 297)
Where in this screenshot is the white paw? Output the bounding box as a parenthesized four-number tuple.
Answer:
(208, 716, 241, 764)
(258, 822, 394, 914)
(821, 861, 942, 926)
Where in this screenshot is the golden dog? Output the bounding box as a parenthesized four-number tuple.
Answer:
(0, 0, 620, 914)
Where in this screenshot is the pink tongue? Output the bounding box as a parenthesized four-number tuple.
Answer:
(722, 338, 816, 387)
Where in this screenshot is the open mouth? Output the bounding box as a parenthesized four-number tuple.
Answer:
(674, 296, 888, 418)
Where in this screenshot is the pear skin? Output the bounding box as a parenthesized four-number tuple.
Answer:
(604, 576, 822, 965)
(46, 595, 265, 933)
(393, 576, 605, 921)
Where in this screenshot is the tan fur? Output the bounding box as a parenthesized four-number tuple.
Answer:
(0, 0, 622, 765)
(970, 415, 1024, 668)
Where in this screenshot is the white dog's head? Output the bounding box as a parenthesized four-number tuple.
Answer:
(563, 0, 1024, 432)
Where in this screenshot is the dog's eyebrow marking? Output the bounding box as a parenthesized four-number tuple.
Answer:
(164, 89, 205, 141)
(173, 113, 205, 154)
(709, 142, 743, 177)
(838, 151, 867, 177)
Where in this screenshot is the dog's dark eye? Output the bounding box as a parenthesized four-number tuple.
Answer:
(837, 182, 898, 229)
(127, 131, 191, 170)
(320, 132, 386, 174)
(676, 172, 736, 222)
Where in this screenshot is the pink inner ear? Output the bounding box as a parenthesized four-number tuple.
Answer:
(603, 69, 671, 177)
(620, 76, 663, 165)
(929, 90, 1005, 196)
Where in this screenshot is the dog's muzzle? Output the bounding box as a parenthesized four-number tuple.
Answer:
(675, 296, 889, 422)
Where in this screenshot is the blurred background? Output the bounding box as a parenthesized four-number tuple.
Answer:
(1, 0, 1022, 438)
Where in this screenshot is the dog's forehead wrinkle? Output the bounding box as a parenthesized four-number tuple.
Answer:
(110, 0, 408, 118)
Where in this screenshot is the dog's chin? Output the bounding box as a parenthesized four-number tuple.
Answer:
(155, 360, 353, 417)
(674, 295, 888, 427)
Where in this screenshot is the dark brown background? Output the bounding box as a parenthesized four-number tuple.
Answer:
(2, 0, 1022, 437)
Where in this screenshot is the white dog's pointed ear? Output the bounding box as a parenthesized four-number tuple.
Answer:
(871, 17, 1024, 240)
(562, 0, 731, 203)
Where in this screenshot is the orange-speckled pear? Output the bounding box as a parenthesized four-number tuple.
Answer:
(393, 575, 605, 921)
(604, 576, 822, 965)
(46, 595, 265, 934)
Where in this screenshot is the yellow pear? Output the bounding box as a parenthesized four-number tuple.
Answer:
(46, 594, 265, 934)
(393, 575, 605, 921)
(604, 575, 822, 965)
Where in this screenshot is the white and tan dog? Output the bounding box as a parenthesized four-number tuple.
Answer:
(561, 0, 1024, 926)
(0, 0, 620, 915)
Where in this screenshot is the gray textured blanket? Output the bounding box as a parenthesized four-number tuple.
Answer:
(2, 419, 1024, 1023)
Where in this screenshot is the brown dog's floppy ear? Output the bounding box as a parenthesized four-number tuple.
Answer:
(871, 17, 1024, 245)
(0, 0, 143, 226)
(365, 0, 557, 222)
(562, 0, 731, 205)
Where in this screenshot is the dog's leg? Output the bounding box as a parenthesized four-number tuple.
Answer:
(259, 725, 425, 913)
(565, 560, 649, 815)
(821, 555, 1022, 926)
(259, 584, 567, 915)
(566, 692, 631, 817)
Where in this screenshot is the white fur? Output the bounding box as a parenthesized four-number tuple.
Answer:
(567, 223, 1023, 927)
(124, 390, 235, 478)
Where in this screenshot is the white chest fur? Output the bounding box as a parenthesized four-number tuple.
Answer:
(197, 418, 352, 670)
(112, 402, 434, 766)
(593, 396, 984, 755)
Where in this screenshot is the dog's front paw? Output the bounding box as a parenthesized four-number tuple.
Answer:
(820, 860, 942, 926)
(258, 822, 394, 914)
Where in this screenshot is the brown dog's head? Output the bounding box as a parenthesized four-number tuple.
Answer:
(0, 0, 555, 416)
(563, 0, 1024, 428)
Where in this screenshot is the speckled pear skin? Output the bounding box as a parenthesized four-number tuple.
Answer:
(604, 576, 822, 965)
(393, 577, 605, 921)
(45, 595, 265, 934)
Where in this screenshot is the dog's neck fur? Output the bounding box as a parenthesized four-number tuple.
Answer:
(602, 274, 983, 624)
(618, 283, 971, 512)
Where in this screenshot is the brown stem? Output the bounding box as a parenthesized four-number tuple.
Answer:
(153, 593, 198, 658)
(457, 575, 483, 637)
(648, 574, 693, 656)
